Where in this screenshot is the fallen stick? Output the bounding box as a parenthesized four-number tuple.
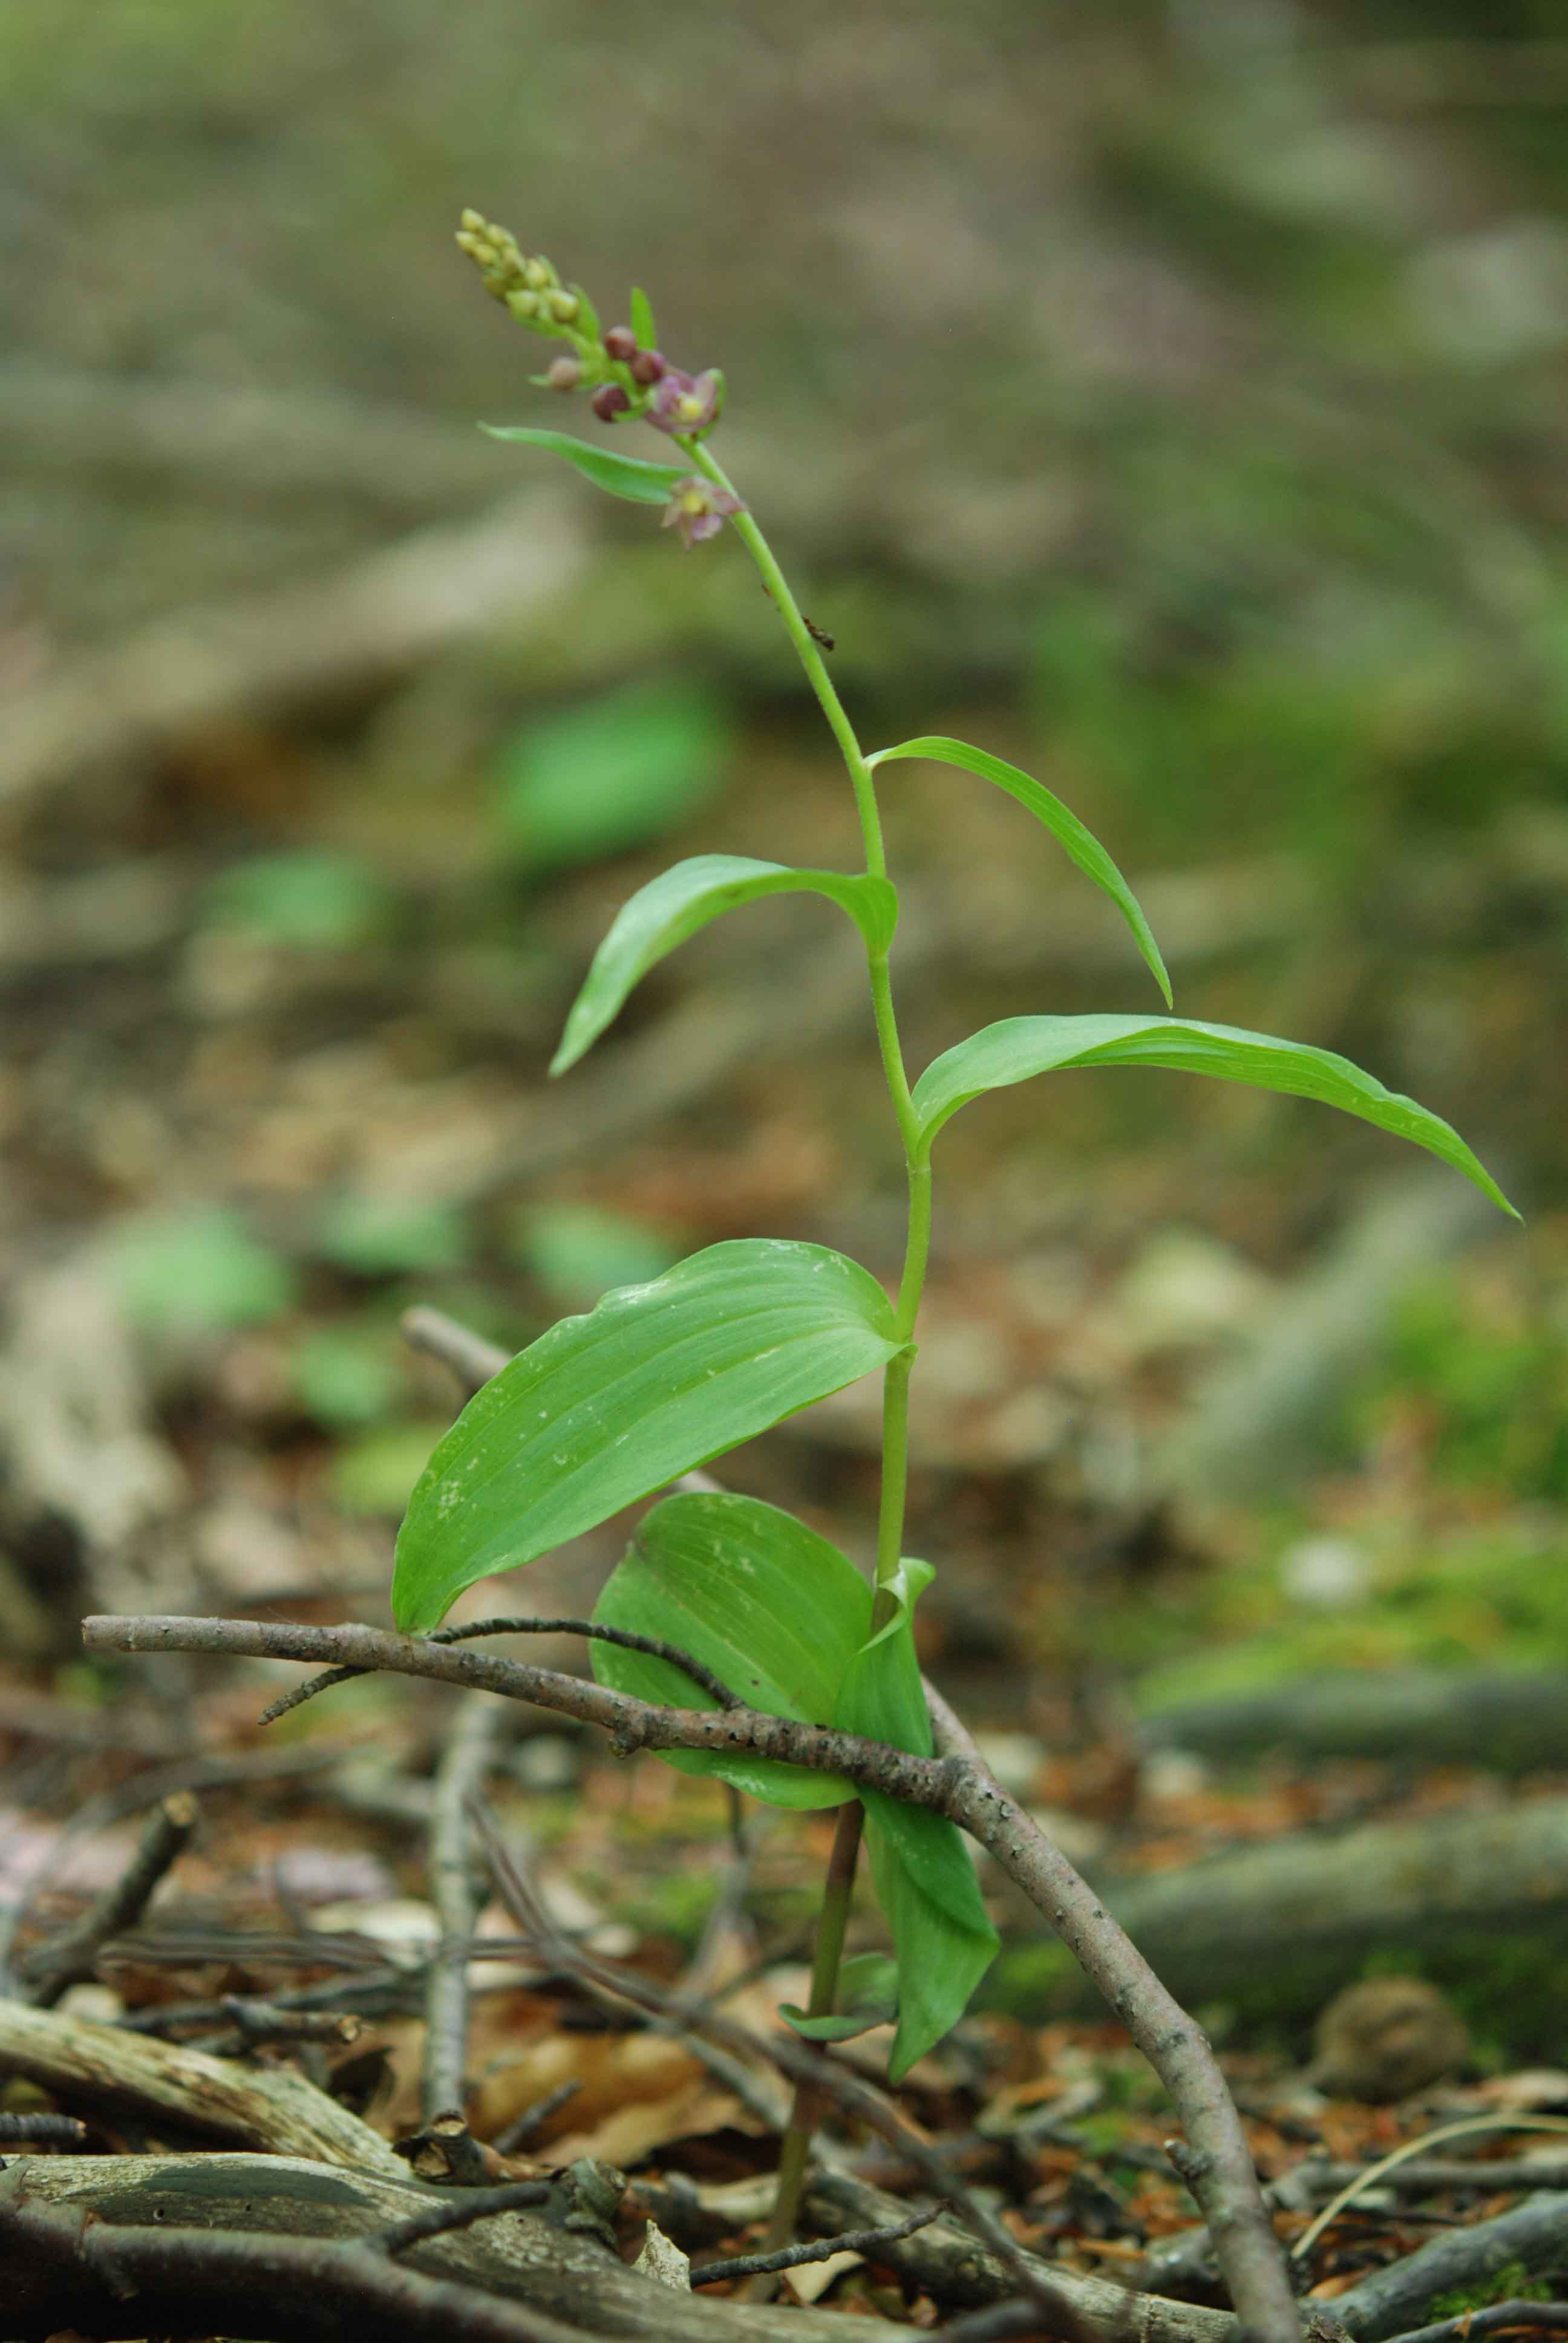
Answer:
(83, 1607, 1301, 2343)
(0, 2151, 961, 2343)
(1143, 1671, 1568, 1775)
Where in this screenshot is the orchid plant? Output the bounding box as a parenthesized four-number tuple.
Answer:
(393, 212, 1517, 2241)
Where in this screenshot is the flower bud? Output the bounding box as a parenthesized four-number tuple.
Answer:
(545, 355, 583, 392)
(629, 347, 667, 385)
(546, 289, 579, 324)
(591, 383, 632, 421)
(523, 257, 555, 291)
(603, 324, 638, 362)
(505, 289, 540, 322)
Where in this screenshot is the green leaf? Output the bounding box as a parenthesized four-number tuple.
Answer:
(912, 1014, 1518, 1216)
(780, 1948, 900, 2040)
(629, 286, 658, 349)
(497, 677, 735, 872)
(778, 2002, 897, 2043)
(552, 856, 900, 1074)
(866, 735, 1172, 1009)
(392, 1241, 900, 1632)
(479, 425, 686, 506)
(834, 1561, 999, 2079)
(858, 1799, 1000, 2079)
(590, 1492, 872, 1807)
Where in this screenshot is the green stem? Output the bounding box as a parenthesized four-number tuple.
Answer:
(747, 1798, 865, 2294)
(689, 433, 940, 2238)
(683, 439, 889, 886)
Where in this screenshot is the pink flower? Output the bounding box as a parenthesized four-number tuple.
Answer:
(662, 475, 743, 549)
(647, 368, 723, 437)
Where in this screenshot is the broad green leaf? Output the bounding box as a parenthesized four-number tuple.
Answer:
(911, 1014, 1518, 1216)
(834, 1561, 999, 2078)
(591, 1492, 871, 1807)
(479, 425, 686, 506)
(392, 1240, 900, 1632)
(552, 856, 900, 1074)
(866, 735, 1172, 1008)
(629, 286, 658, 349)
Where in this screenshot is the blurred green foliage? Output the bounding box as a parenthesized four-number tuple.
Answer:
(109, 1205, 298, 1334)
(204, 853, 396, 951)
(289, 1323, 403, 1428)
(508, 1201, 687, 1308)
(316, 1195, 474, 1278)
(494, 677, 735, 871)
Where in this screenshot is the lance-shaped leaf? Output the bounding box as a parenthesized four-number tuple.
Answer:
(552, 856, 900, 1075)
(392, 1242, 900, 1633)
(629, 286, 658, 349)
(866, 735, 1172, 1008)
(590, 1492, 871, 1808)
(834, 1561, 1000, 2079)
(479, 425, 687, 506)
(911, 1013, 1518, 1216)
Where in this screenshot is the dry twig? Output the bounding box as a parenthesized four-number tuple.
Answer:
(83, 1604, 1299, 2343)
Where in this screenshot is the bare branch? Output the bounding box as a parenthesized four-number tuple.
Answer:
(83, 1606, 1297, 2343)
(422, 1690, 510, 2127)
(22, 1791, 198, 2007)
(692, 2203, 939, 2286)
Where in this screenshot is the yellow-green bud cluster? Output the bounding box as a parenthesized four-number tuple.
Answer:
(455, 210, 578, 330)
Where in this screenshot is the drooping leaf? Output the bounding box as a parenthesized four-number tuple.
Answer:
(497, 677, 735, 871)
(858, 1797, 1001, 2080)
(590, 1492, 871, 1807)
(866, 735, 1172, 1008)
(392, 1240, 900, 1632)
(629, 285, 658, 349)
(479, 424, 687, 505)
(552, 856, 900, 1074)
(834, 1560, 999, 2078)
(911, 1013, 1518, 1215)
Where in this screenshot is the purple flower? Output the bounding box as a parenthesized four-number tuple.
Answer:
(647, 369, 722, 437)
(662, 475, 743, 549)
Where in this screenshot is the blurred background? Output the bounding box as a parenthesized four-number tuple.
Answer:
(4, 1, 1568, 2048)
